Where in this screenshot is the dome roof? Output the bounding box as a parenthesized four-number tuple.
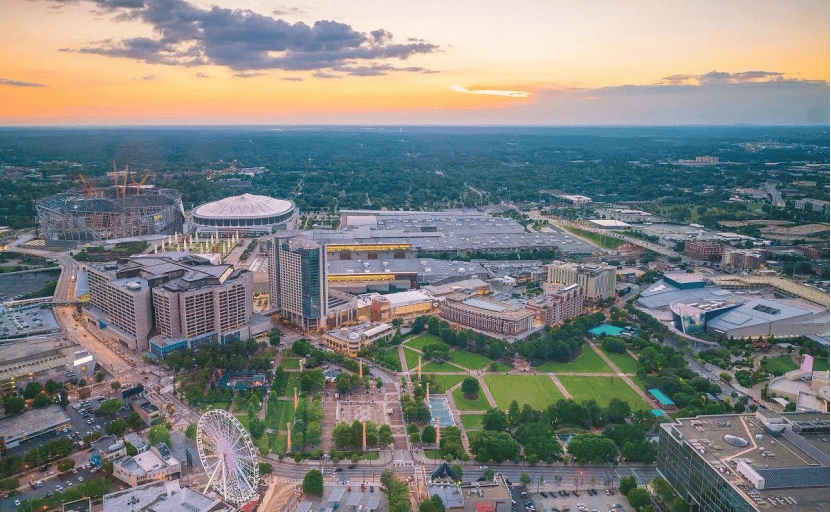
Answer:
(193, 193, 294, 219)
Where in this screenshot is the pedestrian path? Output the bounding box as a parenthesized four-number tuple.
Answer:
(548, 374, 573, 399)
(589, 342, 656, 408)
(475, 375, 498, 408)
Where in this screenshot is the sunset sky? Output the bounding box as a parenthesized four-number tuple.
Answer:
(0, 0, 828, 125)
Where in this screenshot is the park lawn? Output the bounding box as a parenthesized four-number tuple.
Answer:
(484, 375, 565, 410)
(235, 414, 250, 431)
(280, 357, 301, 370)
(285, 376, 300, 397)
(535, 349, 611, 373)
(813, 358, 830, 372)
(424, 449, 443, 460)
(600, 348, 640, 374)
(422, 361, 463, 373)
(460, 414, 483, 430)
(269, 432, 287, 454)
(449, 350, 492, 370)
(629, 375, 649, 393)
(380, 348, 402, 372)
(278, 400, 295, 428)
(762, 355, 798, 376)
(404, 347, 422, 371)
(424, 374, 466, 393)
(451, 386, 491, 411)
(558, 375, 650, 409)
(405, 334, 444, 351)
(488, 362, 512, 372)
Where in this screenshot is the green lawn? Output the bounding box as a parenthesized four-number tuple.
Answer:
(422, 361, 463, 373)
(404, 347, 422, 371)
(449, 350, 492, 370)
(405, 334, 444, 351)
(600, 348, 640, 374)
(536, 349, 611, 373)
(558, 375, 650, 409)
(235, 414, 250, 431)
(279, 399, 295, 428)
(423, 374, 467, 393)
(762, 355, 799, 376)
(284, 376, 300, 397)
(269, 432, 287, 454)
(460, 414, 483, 430)
(484, 375, 565, 410)
(629, 375, 649, 393)
(488, 362, 512, 372)
(280, 357, 301, 369)
(380, 347, 403, 372)
(813, 358, 830, 372)
(451, 386, 491, 411)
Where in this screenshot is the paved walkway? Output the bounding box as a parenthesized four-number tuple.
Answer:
(589, 342, 656, 408)
(444, 383, 472, 454)
(475, 375, 498, 408)
(548, 374, 573, 399)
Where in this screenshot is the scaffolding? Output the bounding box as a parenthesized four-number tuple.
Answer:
(35, 186, 185, 242)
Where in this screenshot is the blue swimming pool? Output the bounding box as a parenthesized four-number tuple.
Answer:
(428, 396, 455, 427)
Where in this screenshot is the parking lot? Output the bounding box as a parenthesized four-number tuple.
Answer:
(532, 488, 630, 512)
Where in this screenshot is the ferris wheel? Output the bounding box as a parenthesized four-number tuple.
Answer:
(196, 409, 260, 505)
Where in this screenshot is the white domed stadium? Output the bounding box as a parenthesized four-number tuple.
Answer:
(192, 193, 297, 235)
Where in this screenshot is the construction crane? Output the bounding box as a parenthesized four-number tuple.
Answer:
(77, 174, 100, 197)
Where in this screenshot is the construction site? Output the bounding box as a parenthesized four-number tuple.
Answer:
(35, 168, 185, 243)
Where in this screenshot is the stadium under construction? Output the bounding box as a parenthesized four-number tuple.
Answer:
(35, 186, 185, 242)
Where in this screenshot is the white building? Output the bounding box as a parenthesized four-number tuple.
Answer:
(112, 443, 181, 487)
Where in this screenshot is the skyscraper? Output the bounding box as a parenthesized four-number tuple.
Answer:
(267, 236, 328, 331)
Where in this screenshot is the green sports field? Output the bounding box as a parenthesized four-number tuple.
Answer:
(484, 374, 565, 410)
(558, 375, 650, 409)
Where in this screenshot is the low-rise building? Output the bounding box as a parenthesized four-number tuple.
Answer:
(90, 435, 127, 467)
(795, 198, 830, 213)
(526, 284, 583, 327)
(123, 432, 148, 454)
(0, 406, 71, 449)
(368, 290, 438, 321)
(461, 474, 513, 512)
(322, 322, 396, 357)
(657, 412, 830, 512)
(112, 443, 181, 487)
(130, 396, 161, 426)
(439, 293, 535, 339)
(103, 478, 232, 512)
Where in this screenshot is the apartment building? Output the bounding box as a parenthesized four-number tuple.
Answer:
(527, 283, 584, 327)
(684, 240, 724, 261)
(721, 248, 766, 270)
(545, 261, 616, 302)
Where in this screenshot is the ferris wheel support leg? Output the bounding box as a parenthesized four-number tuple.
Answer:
(204, 456, 223, 496)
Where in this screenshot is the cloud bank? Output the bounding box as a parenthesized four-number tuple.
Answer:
(0, 77, 46, 87)
(58, 0, 437, 75)
(450, 85, 531, 98)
